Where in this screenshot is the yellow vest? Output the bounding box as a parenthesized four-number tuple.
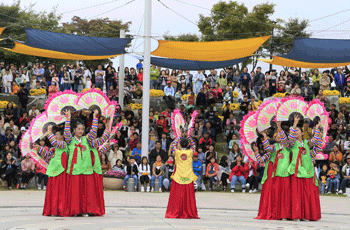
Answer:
(171, 149, 198, 184)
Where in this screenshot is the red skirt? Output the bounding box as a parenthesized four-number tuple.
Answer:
(255, 161, 275, 220)
(64, 173, 105, 216)
(290, 177, 321, 221)
(273, 176, 292, 220)
(43, 152, 68, 217)
(165, 181, 199, 219)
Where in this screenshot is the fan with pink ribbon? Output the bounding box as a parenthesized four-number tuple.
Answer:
(240, 111, 258, 144)
(44, 90, 80, 117)
(78, 89, 109, 115)
(29, 112, 66, 142)
(171, 109, 186, 138)
(306, 99, 327, 120)
(276, 97, 308, 121)
(242, 143, 257, 162)
(257, 98, 280, 132)
(187, 110, 198, 137)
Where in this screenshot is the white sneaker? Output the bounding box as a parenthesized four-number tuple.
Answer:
(151, 187, 154, 192)
(242, 189, 246, 193)
(245, 183, 250, 189)
(339, 190, 343, 194)
(327, 191, 331, 194)
(135, 186, 137, 191)
(231, 189, 235, 193)
(159, 188, 162, 192)
(146, 186, 150, 192)
(43, 186, 46, 190)
(38, 186, 41, 190)
(249, 190, 253, 193)
(252, 189, 258, 193)
(141, 186, 145, 192)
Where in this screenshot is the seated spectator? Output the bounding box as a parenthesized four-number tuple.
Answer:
(35, 161, 48, 190)
(108, 85, 118, 101)
(163, 81, 175, 110)
(4, 127, 15, 143)
(326, 162, 340, 194)
(40, 77, 48, 90)
(138, 156, 151, 192)
(132, 81, 143, 99)
(29, 105, 40, 119)
(11, 82, 19, 95)
(4, 120, 19, 137)
(48, 82, 59, 96)
(329, 144, 343, 166)
(112, 159, 124, 173)
(149, 141, 167, 167)
(245, 160, 257, 193)
(156, 115, 168, 140)
(101, 153, 112, 174)
(229, 143, 242, 166)
(240, 95, 250, 116)
(344, 79, 350, 97)
(229, 134, 241, 150)
(0, 152, 18, 189)
(291, 83, 301, 96)
(128, 132, 139, 151)
(339, 155, 350, 194)
(131, 141, 142, 165)
(109, 143, 123, 167)
(192, 152, 203, 191)
(196, 88, 207, 107)
(160, 133, 171, 154)
(20, 153, 35, 189)
(19, 112, 31, 128)
(205, 156, 219, 191)
(229, 154, 247, 193)
(123, 156, 139, 191)
(151, 155, 164, 192)
(199, 132, 213, 153)
(30, 75, 37, 90)
(218, 155, 230, 192)
(319, 164, 328, 194)
(163, 155, 175, 191)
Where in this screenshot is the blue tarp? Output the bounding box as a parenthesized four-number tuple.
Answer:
(23, 27, 131, 56)
(150, 56, 250, 70)
(281, 37, 350, 63)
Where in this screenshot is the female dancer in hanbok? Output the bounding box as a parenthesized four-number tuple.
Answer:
(42, 127, 69, 216)
(165, 137, 199, 219)
(287, 115, 323, 221)
(64, 109, 111, 216)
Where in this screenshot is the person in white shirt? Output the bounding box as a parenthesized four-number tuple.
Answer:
(83, 67, 92, 82)
(3, 69, 13, 93)
(193, 71, 205, 95)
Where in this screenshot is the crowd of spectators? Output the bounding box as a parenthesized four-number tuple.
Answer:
(0, 60, 349, 194)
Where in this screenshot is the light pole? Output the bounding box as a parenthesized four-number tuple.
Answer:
(118, 29, 125, 110)
(141, 0, 152, 157)
(270, 21, 277, 71)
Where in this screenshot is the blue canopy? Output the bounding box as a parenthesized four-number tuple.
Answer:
(150, 56, 249, 70)
(23, 27, 131, 56)
(281, 37, 350, 63)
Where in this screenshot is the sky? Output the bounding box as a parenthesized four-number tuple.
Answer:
(3, 0, 350, 72)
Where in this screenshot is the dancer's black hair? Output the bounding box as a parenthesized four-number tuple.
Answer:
(180, 137, 189, 148)
(288, 112, 304, 129)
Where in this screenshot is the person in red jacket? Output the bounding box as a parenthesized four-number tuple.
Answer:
(245, 159, 257, 193)
(205, 156, 219, 191)
(229, 154, 248, 193)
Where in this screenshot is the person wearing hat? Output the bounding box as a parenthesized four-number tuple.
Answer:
(192, 151, 203, 191)
(339, 154, 350, 194)
(301, 80, 313, 101)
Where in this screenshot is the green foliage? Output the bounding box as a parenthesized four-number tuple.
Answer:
(197, 1, 276, 71)
(163, 32, 200, 42)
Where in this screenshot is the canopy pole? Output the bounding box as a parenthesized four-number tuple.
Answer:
(141, 0, 151, 157)
(118, 29, 125, 110)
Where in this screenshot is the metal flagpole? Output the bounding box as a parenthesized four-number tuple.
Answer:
(118, 29, 125, 110)
(141, 0, 151, 157)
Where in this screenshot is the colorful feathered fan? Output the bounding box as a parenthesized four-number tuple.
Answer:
(187, 110, 198, 137)
(242, 143, 257, 162)
(44, 90, 79, 117)
(276, 98, 308, 121)
(240, 111, 258, 144)
(257, 98, 280, 132)
(171, 109, 186, 138)
(306, 99, 327, 120)
(29, 112, 66, 142)
(19, 131, 32, 157)
(78, 90, 109, 115)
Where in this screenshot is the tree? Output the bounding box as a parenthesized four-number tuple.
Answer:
(0, 1, 65, 66)
(197, 1, 276, 71)
(62, 16, 132, 68)
(163, 32, 200, 42)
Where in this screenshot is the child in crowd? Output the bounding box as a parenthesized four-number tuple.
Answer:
(245, 160, 257, 193)
(112, 159, 125, 173)
(205, 156, 219, 191)
(319, 164, 328, 194)
(175, 90, 182, 104)
(138, 156, 151, 192)
(123, 156, 139, 191)
(326, 162, 341, 194)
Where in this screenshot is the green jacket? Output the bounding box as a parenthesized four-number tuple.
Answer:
(66, 136, 102, 175)
(273, 143, 291, 178)
(46, 145, 69, 177)
(150, 67, 160, 81)
(261, 150, 276, 185)
(287, 139, 315, 179)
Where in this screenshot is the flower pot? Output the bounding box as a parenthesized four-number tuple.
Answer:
(103, 177, 124, 190)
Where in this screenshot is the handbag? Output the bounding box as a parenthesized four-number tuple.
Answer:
(331, 81, 336, 88)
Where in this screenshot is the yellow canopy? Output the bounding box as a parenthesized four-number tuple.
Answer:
(259, 56, 350, 68)
(0, 27, 5, 36)
(3, 41, 119, 60)
(151, 36, 271, 61)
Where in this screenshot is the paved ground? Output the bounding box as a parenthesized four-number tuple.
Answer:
(0, 191, 349, 229)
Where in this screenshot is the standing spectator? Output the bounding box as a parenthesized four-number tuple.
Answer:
(193, 71, 205, 95)
(266, 70, 277, 96)
(240, 95, 250, 116)
(320, 70, 330, 90)
(94, 64, 105, 90)
(218, 155, 230, 192)
(151, 155, 164, 192)
(229, 154, 247, 193)
(4, 102, 14, 124)
(105, 66, 114, 95)
(136, 60, 143, 72)
(192, 152, 203, 191)
(137, 68, 143, 82)
(301, 81, 313, 101)
(163, 81, 175, 110)
(334, 68, 346, 96)
(17, 83, 29, 110)
(239, 67, 251, 89)
(3, 69, 12, 94)
(158, 70, 167, 91)
(339, 155, 350, 194)
(35, 63, 45, 81)
(48, 82, 59, 96)
(20, 153, 35, 189)
(216, 71, 227, 89)
(131, 141, 142, 165)
(150, 65, 160, 89)
(138, 156, 151, 192)
(205, 156, 219, 191)
(253, 67, 265, 96)
(312, 68, 321, 96)
(123, 156, 139, 191)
